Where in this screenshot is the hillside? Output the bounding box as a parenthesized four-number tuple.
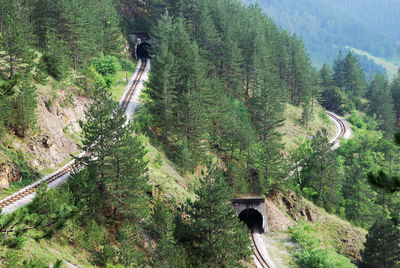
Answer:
(1, 0, 399, 267)
(243, 0, 400, 76)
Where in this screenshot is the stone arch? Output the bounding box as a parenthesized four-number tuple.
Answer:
(232, 198, 269, 233)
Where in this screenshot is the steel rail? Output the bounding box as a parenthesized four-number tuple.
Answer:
(328, 112, 346, 144)
(251, 231, 271, 268)
(0, 60, 148, 212)
(122, 60, 147, 114)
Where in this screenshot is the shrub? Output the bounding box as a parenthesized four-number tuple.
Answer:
(290, 224, 356, 268)
(91, 55, 121, 77)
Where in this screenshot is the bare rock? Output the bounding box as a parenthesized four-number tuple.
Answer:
(15, 92, 90, 170)
(0, 163, 21, 189)
(265, 198, 293, 231)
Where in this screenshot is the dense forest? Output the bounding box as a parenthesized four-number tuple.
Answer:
(243, 0, 400, 76)
(0, 0, 399, 267)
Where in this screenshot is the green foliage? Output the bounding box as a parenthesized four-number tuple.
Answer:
(321, 87, 353, 115)
(175, 164, 252, 267)
(347, 111, 378, 130)
(289, 224, 356, 268)
(367, 73, 396, 138)
(116, 223, 146, 267)
(359, 218, 400, 268)
(90, 55, 121, 87)
(0, 11, 34, 80)
(0, 184, 76, 248)
(296, 129, 342, 211)
(72, 89, 150, 222)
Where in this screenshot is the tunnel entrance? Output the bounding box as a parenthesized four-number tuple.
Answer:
(136, 42, 152, 59)
(238, 208, 264, 233)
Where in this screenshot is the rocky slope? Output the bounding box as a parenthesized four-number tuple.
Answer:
(0, 91, 90, 189)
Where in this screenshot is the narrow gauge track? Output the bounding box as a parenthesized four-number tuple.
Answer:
(327, 112, 346, 144)
(0, 60, 148, 212)
(122, 59, 147, 114)
(251, 231, 271, 268)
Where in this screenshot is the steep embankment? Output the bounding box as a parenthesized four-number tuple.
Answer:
(0, 89, 90, 194)
(263, 192, 367, 265)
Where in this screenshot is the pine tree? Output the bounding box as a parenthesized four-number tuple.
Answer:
(368, 73, 396, 138)
(391, 69, 400, 128)
(333, 51, 345, 89)
(74, 89, 150, 221)
(177, 165, 251, 267)
(301, 129, 340, 208)
(0, 14, 34, 80)
(320, 62, 332, 88)
(310, 67, 322, 112)
(106, 108, 150, 221)
(343, 52, 366, 95)
(11, 81, 38, 137)
(0, 184, 76, 248)
(148, 12, 177, 144)
(359, 218, 400, 268)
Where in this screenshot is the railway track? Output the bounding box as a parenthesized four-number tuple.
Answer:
(251, 231, 271, 268)
(327, 111, 346, 145)
(0, 59, 149, 213)
(121, 59, 147, 114)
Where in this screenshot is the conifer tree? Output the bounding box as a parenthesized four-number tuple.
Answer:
(176, 165, 251, 267)
(359, 218, 400, 268)
(333, 51, 346, 89)
(148, 12, 177, 144)
(11, 81, 38, 137)
(320, 63, 332, 88)
(343, 52, 366, 95)
(368, 73, 396, 138)
(73, 89, 150, 221)
(391, 69, 400, 128)
(301, 129, 340, 208)
(0, 15, 34, 80)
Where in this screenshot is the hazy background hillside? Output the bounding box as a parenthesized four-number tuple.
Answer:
(243, 0, 400, 78)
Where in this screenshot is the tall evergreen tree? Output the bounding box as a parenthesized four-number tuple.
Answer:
(333, 51, 346, 89)
(320, 62, 332, 88)
(359, 218, 400, 268)
(0, 14, 34, 80)
(72, 89, 150, 221)
(391, 69, 400, 129)
(148, 12, 176, 144)
(343, 52, 366, 95)
(176, 165, 251, 267)
(11, 81, 38, 137)
(368, 73, 396, 138)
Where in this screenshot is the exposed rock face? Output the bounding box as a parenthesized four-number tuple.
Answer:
(13, 92, 91, 171)
(0, 163, 21, 189)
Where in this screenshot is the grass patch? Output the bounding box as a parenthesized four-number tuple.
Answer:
(0, 232, 94, 267)
(345, 46, 399, 79)
(279, 103, 336, 150)
(289, 223, 357, 268)
(139, 134, 197, 203)
(111, 67, 136, 102)
(299, 199, 367, 260)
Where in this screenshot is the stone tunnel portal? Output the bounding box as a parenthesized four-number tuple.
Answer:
(232, 198, 269, 233)
(238, 208, 263, 232)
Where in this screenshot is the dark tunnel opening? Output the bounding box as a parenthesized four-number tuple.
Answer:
(136, 42, 152, 59)
(238, 208, 263, 233)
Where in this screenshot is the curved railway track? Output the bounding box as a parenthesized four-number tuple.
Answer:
(327, 111, 346, 145)
(0, 59, 149, 213)
(251, 231, 271, 268)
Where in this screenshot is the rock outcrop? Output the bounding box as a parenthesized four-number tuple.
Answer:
(24, 92, 90, 170)
(0, 163, 21, 189)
